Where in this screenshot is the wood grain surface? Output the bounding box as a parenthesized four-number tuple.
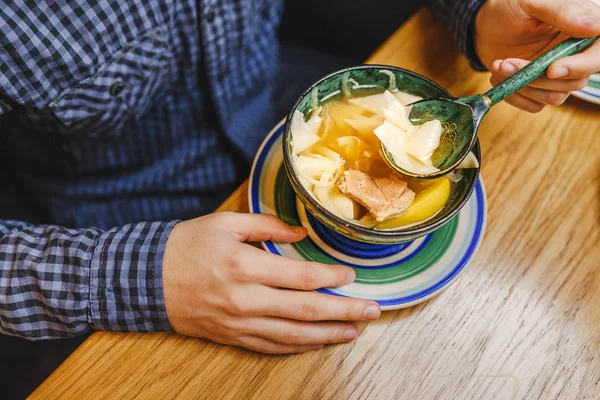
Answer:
(30, 9, 600, 400)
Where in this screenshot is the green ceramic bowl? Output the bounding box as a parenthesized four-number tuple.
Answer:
(282, 65, 481, 244)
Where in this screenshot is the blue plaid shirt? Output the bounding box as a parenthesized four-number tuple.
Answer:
(0, 0, 484, 340)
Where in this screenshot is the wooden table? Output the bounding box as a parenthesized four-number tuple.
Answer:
(31, 9, 600, 400)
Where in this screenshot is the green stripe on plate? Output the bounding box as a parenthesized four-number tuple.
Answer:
(274, 165, 459, 284)
(587, 79, 600, 90)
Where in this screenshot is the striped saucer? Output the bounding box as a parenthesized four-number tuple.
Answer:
(572, 73, 600, 105)
(249, 121, 487, 310)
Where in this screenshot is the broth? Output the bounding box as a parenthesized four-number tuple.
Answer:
(291, 89, 454, 230)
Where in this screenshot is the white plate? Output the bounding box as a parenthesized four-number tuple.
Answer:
(572, 73, 600, 105)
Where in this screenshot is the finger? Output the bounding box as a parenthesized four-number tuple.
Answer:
(511, 86, 571, 106)
(490, 75, 547, 112)
(218, 212, 307, 243)
(492, 59, 589, 91)
(522, 76, 588, 91)
(264, 289, 381, 321)
(491, 59, 502, 72)
(548, 39, 600, 79)
(242, 246, 355, 289)
(490, 58, 530, 77)
(238, 336, 324, 354)
(241, 317, 358, 345)
(503, 93, 546, 113)
(521, 0, 600, 38)
(490, 74, 570, 106)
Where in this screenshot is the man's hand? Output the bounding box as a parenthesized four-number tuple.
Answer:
(475, 0, 600, 112)
(162, 212, 381, 354)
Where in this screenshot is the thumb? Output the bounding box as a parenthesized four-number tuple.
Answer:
(522, 0, 600, 37)
(221, 212, 308, 243)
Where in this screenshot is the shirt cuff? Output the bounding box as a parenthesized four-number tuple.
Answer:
(430, 0, 487, 71)
(464, 1, 487, 71)
(89, 220, 179, 333)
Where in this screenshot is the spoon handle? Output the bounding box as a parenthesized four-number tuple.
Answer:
(485, 37, 598, 106)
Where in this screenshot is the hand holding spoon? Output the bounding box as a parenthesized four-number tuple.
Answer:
(382, 37, 598, 180)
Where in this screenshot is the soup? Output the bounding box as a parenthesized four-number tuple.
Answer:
(290, 83, 478, 230)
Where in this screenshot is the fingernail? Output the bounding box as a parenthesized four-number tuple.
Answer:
(492, 60, 502, 71)
(363, 305, 381, 320)
(345, 270, 356, 285)
(293, 226, 306, 233)
(343, 329, 357, 341)
(583, 16, 599, 26)
(500, 62, 516, 74)
(552, 66, 569, 78)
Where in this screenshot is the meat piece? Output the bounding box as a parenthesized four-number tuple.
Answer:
(338, 169, 415, 221)
(360, 213, 377, 223)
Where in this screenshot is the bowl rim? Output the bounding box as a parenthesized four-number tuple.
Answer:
(282, 64, 481, 239)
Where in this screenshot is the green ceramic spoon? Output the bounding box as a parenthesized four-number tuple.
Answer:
(383, 37, 598, 180)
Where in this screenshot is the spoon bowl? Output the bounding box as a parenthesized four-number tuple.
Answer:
(382, 96, 486, 180)
(383, 37, 598, 180)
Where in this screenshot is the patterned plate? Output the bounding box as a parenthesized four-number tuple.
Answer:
(249, 121, 487, 310)
(572, 74, 600, 105)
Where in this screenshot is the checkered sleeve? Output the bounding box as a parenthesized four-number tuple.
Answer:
(0, 220, 177, 340)
(428, 0, 488, 71)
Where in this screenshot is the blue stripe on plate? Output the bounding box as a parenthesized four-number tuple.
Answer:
(308, 231, 433, 269)
(250, 124, 283, 214)
(580, 88, 600, 98)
